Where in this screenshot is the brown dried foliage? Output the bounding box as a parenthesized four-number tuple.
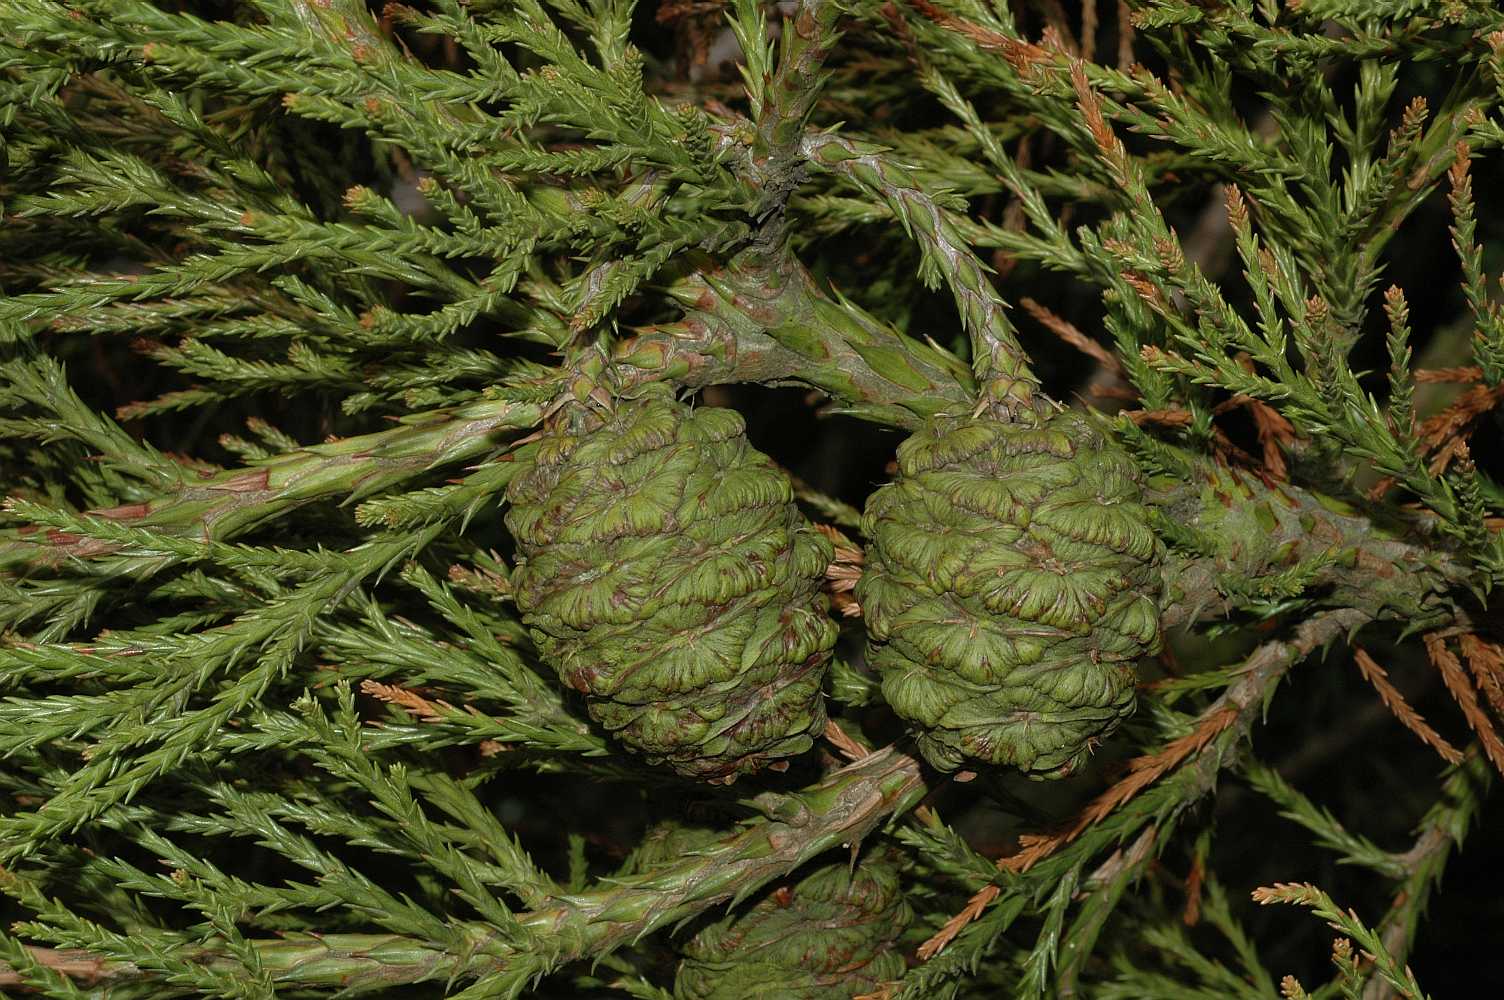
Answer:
(1459, 634, 1504, 718)
(1126, 408, 1192, 428)
(360, 679, 446, 721)
(907, 0, 1052, 80)
(823, 719, 871, 762)
(1352, 647, 1463, 764)
(1020, 296, 1123, 376)
(1248, 399, 1294, 480)
(908, 706, 1239, 956)
(919, 706, 1240, 957)
(1413, 366, 1484, 384)
(1000, 705, 1237, 873)
(1416, 384, 1504, 475)
(815, 522, 864, 618)
(917, 884, 1000, 960)
(1182, 853, 1204, 927)
(1424, 633, 1504, 778)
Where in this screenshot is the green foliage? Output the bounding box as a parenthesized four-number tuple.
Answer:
(2, 0, 1504, 997)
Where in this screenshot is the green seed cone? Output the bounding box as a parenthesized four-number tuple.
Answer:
(856, 411, 1162, 776)
(675, 855, 911, 1000)
(505, 394, 837, 781)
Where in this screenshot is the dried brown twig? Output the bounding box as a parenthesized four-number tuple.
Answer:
(1459, 633, 1504, 718)
(815, 522, 865, 618)
(1, 746, 929, 991)
(999, 706, 1239, 875)
(1352, 647, 1464, 765)
(1425, 633, 1504, 778)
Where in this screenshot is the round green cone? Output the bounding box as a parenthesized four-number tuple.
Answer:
(856, 411, 1162, 776)
(675, 856, 911, 1000)
(505, 394, 836, 781)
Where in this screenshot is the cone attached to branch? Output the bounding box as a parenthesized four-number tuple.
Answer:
(675, 854, 911, 999)
(856, 410, 1162, 776)
(505, 389, 837, 781)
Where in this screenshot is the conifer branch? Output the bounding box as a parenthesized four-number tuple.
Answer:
(918, 609, 1372, 965)
(1360, 751, 1491, 1000)
(1252, 882, 1427, 1000)
(1, 745, 926, 993)
(4, 285, 1473, 638)
(799, 131, 1042, 416)
(618, 246, 975, 426)
(744, 0, 839, 216)
(0, 396, 545, 568)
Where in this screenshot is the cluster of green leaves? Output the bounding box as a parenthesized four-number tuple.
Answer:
(819, 0, 1504, 563)
(3, 0, 1504, 998)
(2, 0, 764, 418)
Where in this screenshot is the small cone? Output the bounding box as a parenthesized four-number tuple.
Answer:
(675, 855, 911, 999)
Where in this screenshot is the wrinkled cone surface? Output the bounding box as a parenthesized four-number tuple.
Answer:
(506, 395, 836, 780)
(857, 411, 1162, 776)
(676, 856, 911, 999)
